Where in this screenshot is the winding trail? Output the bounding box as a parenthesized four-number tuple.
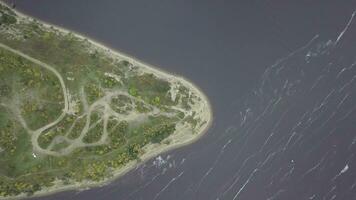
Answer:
(0, 42, 69, 155)
(0, 42, 182, 156)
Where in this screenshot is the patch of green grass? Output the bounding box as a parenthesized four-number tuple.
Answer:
(0, 3, 204, 198)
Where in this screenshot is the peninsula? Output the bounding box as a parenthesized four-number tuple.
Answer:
(0, 3, 212, 199)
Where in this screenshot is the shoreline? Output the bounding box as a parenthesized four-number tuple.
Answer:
(0, 2, 213, 200)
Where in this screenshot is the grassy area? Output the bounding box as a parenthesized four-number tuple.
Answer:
(0, 3, 206, 198)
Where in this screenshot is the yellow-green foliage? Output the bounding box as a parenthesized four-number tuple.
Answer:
(0, 3, 201, 198)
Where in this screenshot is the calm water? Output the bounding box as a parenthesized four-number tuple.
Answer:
(5, 0, 356, 199)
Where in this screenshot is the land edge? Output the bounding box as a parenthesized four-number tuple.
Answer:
(0, 2, 213, 199)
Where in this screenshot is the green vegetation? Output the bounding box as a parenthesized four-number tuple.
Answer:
(0, 4, 16, 26)
(0, 3, 208, 198)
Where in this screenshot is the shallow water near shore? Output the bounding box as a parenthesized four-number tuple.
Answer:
(4, 0, 356, 199)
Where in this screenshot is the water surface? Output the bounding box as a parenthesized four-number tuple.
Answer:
(5, 0, 356, 199)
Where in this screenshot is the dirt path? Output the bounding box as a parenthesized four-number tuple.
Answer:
(0, 42, 69, 155)
(0, 42, 179, 157)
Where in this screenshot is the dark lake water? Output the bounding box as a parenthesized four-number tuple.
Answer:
(4, 0, 356, 199)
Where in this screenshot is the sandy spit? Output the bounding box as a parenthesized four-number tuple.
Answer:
(0, 2, 213, 199)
